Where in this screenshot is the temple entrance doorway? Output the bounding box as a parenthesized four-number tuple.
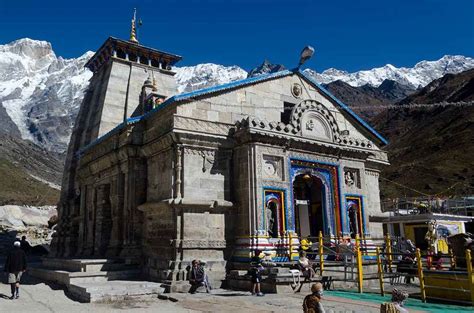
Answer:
(346, 196, 364, 239)
(293, 174, 325, 238)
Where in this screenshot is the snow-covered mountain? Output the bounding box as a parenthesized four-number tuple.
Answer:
(174, 63, 246, 92)
(305, 55, 474, 88)
(1, 38, 473, 154)
(0, 38, 93, 152)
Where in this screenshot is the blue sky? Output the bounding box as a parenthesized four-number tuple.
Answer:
(1, 0, 473, 72)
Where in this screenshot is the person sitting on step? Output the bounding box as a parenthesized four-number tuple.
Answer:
(298, 251, 316, 280)
(188, 259, 211, 294)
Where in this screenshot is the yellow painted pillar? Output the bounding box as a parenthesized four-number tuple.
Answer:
(376, 247, 384, 296)
(356, 241, 364, 293)
(416, 248, 426, 302)
(466, 249, 474, 306)
(319, 230, 324, 276)
(385, 234, 393, 273)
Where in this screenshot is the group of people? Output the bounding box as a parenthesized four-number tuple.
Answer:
(3, 236, 31, 300)
(5, 236, 410, 313)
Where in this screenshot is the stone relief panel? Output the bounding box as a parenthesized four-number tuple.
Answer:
(262, 154, 284, 180)
(291, 83, 303, 98)
(344, 167, 361, 189)
(290, 99, 340, 142)
(301, 111, 332, 141)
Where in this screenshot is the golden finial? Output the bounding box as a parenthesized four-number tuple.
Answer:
(129, 8, 138, 43)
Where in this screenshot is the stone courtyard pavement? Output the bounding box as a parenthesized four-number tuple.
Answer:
(0, 283, 386, 313)
(0, 275, 419, 313)
(1, 274, 471, 313)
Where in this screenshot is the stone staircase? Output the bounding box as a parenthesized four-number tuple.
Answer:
(29, 258, 164, 302)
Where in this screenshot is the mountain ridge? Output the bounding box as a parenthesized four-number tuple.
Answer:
(373, 69, 474, 198)
(1, 38, 473, 155)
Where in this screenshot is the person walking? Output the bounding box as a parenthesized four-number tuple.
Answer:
(249, 249, 264, 296)
(4, 241, 27, 300)
(303, 282, 325, 313)
(20, 236, 32, 255)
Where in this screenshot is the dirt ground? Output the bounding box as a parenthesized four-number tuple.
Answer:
(0, 273, 392, 313)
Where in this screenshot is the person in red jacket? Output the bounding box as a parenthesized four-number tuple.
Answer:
(4, 241, 27, 300)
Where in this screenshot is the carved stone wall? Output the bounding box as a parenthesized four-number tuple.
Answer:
(147, 149, 174, 201)
(182, 146, 232, 201)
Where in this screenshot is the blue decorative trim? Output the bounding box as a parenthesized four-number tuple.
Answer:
(344, 194, 368, 237)
(172, 70, 292, 102)
(262, 187, 288, 233)
(296, 69, 388, 145)
(83, 66, 387, 154)
(288, 157, 342, 236)
(337, 167, 347, 235)
(141, 70, 293, 122)
(290, 156, 338, 167)
(77, 115, 144, 156)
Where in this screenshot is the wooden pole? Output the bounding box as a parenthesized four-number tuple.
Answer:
(466, 249, 474, 306)
(319, 231, 324, 276)
(376, 247, 385, 296)
(385, 234, 393, 272)
(356, 236, 363, 293)
(416, 248, 426, 302)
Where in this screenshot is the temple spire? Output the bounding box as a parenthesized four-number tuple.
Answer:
(129, 8, 138, 44)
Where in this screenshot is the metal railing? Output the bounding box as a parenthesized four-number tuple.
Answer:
(287, 232, 474, 305)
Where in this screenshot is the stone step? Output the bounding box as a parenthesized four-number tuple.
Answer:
(67, 280, 165, 303)
(41, 258, 129, 272)
(29, 267, 142, 285)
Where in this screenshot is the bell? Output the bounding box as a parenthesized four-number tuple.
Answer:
(303, 174, 311, 181)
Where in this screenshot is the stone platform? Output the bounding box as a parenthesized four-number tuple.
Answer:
(29, 258, 164, 302)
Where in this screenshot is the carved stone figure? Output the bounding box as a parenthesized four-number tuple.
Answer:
(344, 171, 355, 187)
(291, 83, 302, 98)
(266, 201, 278, 238)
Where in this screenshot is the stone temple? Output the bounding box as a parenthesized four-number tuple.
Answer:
(50, 32, 389, 289)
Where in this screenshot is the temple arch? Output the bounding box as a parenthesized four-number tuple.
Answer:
(289, 99, 341, 142)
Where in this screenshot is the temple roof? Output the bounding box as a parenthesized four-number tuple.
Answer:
(81, 67, 388, 154)
(85, 37, 182, 72)
(147, 68, 388, 146)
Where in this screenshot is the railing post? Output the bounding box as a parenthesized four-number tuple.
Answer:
(356, 237, 363, 293)
(319, 231, 324, 276)
(385, 234, 393, 272)
(416, 248, 426, 302)
(288, 232, 293, 261)
(466, 249, 474, 305)
(376, 247, 384, 296)
(449, 248, 456, 270)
